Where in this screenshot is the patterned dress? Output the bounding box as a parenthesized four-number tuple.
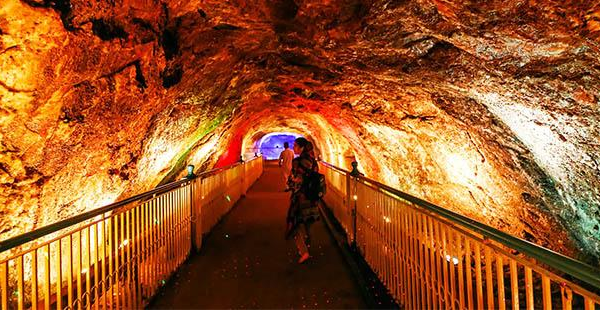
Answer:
(285, 151, 320, 238)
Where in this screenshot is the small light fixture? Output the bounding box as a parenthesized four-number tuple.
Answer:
(186, 164, 196, 179)
(445, 254, 459, 265)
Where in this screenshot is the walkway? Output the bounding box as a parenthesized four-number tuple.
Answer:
(149, 161, 367, 309)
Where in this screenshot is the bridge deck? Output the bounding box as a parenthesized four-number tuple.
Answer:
(149, 161, 367, 309)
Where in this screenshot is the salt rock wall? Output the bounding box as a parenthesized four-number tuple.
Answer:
(1, 0, 599, 263)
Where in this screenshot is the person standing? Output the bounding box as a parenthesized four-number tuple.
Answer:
(285, 137, 320, 264)
(278, 142, 294, 190)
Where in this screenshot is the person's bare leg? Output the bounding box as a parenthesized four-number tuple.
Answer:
(294, 224, 310, 263)
(282, 170, 290, 191)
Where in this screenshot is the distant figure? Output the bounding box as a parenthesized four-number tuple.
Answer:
(278, 142, 294, 190)
(285, 137, 322, 264)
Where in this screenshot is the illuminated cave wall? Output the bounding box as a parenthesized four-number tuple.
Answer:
(1, 0, 600, 263)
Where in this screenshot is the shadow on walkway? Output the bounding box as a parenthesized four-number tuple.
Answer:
(149, 161, 367, 309)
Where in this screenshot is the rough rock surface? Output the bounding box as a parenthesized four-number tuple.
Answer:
(1, 0, 600, 263)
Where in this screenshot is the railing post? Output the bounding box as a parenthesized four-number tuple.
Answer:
(345, 171, 355, 248)
(186, 165, 202, 252)
(241, 159, 247, 197)
(349, 161, 362, 249)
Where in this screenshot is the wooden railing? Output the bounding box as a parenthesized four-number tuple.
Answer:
(0, 156, 263, 309)
(320, 161, 600, 310)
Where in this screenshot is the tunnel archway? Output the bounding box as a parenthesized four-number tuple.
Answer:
(234, 111, 365, 173)
(253, 132, 303, 160)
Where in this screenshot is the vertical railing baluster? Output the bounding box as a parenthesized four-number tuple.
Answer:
(85, 228, 91, 310)
(435, 220, 444, 309)
(474, 242, 484, 309)
(160, 194, 166, 286)
(136, 205, 142, 308)
(126, 209, 132, 308)
(174, 189, 179, 269)
(93, 224, 99, 310)
(449, 229, 457, 310)
(456, 232, 465, 310)
(163, 193, 168, 284)
(400, 203, 409, 308)
(100, 220, 106, 309)
(416, 211, 426, 309)
(115, 214, 121, 309)
(465, 238, 474, 310)
(561, 285, 572, 310)
(427, 217, 439, 309)
(497, 255, 505, 310)
(525, 266, 533, 310)
(151, 198, 157, 294)
(509, 260, 519, 310)
(409, 208, 418, 309)
(141, 202, 147, 302)
(32, 250, 38, 310)
(147, 200, 153, 296)
(0, 261, 7, 310)
(420, 212, 430, 309)
(43, 245, 50, 310)
(55, 240, 62, 310)
(179, 187, 184, 265)
(542, 274, 552, 309)
(410, 206, 424, 309)
(17, 256, 24, 310)
(172, 190, 177, 269)
(76, 232, 82, 310)
(483, 246, 493, 309)
(165, 194, 170, 279)
(584, 297, 595, 310)
(441, 223, 450, 308)
(66, 235, 72, 309)
(127, 208, 133, 308)
(393, 201, 400, 304)
(107, 217, 113, 310)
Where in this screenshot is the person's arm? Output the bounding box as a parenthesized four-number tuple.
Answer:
(278, 152, 283, 166)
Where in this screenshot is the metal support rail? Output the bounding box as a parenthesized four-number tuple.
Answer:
(0, 156, 263, 309)
(319, 161, 600, 310)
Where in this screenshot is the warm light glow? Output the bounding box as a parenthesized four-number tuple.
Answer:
(444, 153, 475, 180)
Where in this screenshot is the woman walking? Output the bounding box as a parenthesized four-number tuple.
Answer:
(285, 137, 321, 264)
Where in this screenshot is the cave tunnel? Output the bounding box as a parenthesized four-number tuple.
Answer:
(1, 0, 600, 307)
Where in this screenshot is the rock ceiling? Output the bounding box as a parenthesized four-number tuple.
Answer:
(1, 0, 599, 263)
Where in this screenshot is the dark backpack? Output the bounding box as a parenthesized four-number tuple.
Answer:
(305, 171, 326, 201)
